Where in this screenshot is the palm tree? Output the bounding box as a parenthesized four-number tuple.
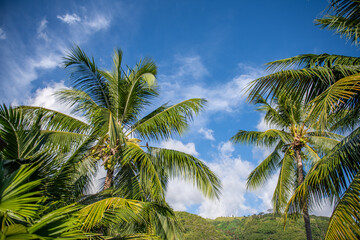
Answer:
(54, 46, 220, 200)
(243, 1, 360, 238)
(19, 46, 221, 239)
(231, 96, 342, 240)
(0, 104, 152, 238)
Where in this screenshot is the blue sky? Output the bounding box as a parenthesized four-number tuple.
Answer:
(0, 0, 357, 218)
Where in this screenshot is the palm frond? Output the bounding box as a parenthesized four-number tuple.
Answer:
(0, 163, 42, 223)
(247, 142, 283, 189)
(272, 151, 296, 213)
(324, 171, 360, 240)
(285, 127, 360, 217)
(231, 129, 291, 147)
(149, 147, 221, 200)
(78, 197, 144, 231)
(131, 99, 207, 142)
(247, 59, 360, 103)
(122, 143, 166, 201)
(63, 45, 111, 109)
(309, 73, 360, 129)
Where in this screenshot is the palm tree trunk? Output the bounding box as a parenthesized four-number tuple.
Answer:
(104, 169, 114, 190)
(295, 149, 312, 240)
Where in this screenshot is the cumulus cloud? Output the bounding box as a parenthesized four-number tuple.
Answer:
(57, 13, 81, 24)
(0, 28, 6, 40)
(26, 81, 87, 122)
(198, 141, 257, 218)
(165, 140, 279, 218)
(160, 139, 199, 156)
(166, 179, 204, 211)
(198, 128, 215, 141)
(27, 81, 68, 110)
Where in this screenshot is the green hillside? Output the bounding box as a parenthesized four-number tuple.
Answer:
(176, 212, 329, 240)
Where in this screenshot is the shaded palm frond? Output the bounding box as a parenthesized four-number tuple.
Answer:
(0, 163, 42, 223)
(63, 45, 111, 109)
(247, 142, 284, 189)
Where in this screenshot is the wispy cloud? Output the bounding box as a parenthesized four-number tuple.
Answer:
(160, 58, 264, 113)
(198, 128, 215, 141)
(57, 13, 81, 24)
(1, 7, 114, 103)
(84, 15, 110, 31)
(37, 18, 49, 42)
(0, 28, 6, 40)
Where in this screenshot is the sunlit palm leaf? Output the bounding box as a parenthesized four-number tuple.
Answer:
(325, 172, 360, 240)
(272, 151, 296, 213)
(0, 163, 42, 222)
(78, 197, 144, 231)
(149, 147, 221, 200)
(131, 99, 206, 142)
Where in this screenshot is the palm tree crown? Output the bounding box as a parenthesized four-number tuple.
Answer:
(55, 46, 221, 202)
(231, 96, 342, 240)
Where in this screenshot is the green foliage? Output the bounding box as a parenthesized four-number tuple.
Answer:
(176, 212, 329, 240)
(175, 212, 230, 240)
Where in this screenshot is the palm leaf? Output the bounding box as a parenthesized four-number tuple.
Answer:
(63, 45, 111, 109)
(325, 172, 360, 240)
(130, 99, 207, 142)
(247, 142, 283, 189)
(149, 147, 221, 200)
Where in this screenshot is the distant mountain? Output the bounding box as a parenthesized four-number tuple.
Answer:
(176, 212, 329, 240)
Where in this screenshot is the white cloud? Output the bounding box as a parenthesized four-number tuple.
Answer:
(85, 15, 110, 31)
(37, 18, 49, 42)
(27, 81, 68, 110)
(218, 141, 235, 156)
(198, 128, 215, 141)
(160, 61, 263, 113)
(160, 139, 199, 156)
(57, 13, 81, 24)
(0, 28, 6, 40)
(166, 179, 204, 211)
(197, 142, 257, 218)
(26, 81, 87, 122)
(165, 140, 280, 219)
(174, 55, 209, 80)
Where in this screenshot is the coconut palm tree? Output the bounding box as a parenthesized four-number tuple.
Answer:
(0, 104, 177, 239)
(231, 96, 342, 240)
(243, 1, 360, 239)
(19, 46, 221, 239)
(53, 46, 221, 201)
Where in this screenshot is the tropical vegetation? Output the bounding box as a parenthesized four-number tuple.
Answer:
(241, 0, 360, 239)
(0, 46, 221, 239)
(231, 96, 342, 240)
(2, 0, 360, 239)
(176, 211, 329, 240)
